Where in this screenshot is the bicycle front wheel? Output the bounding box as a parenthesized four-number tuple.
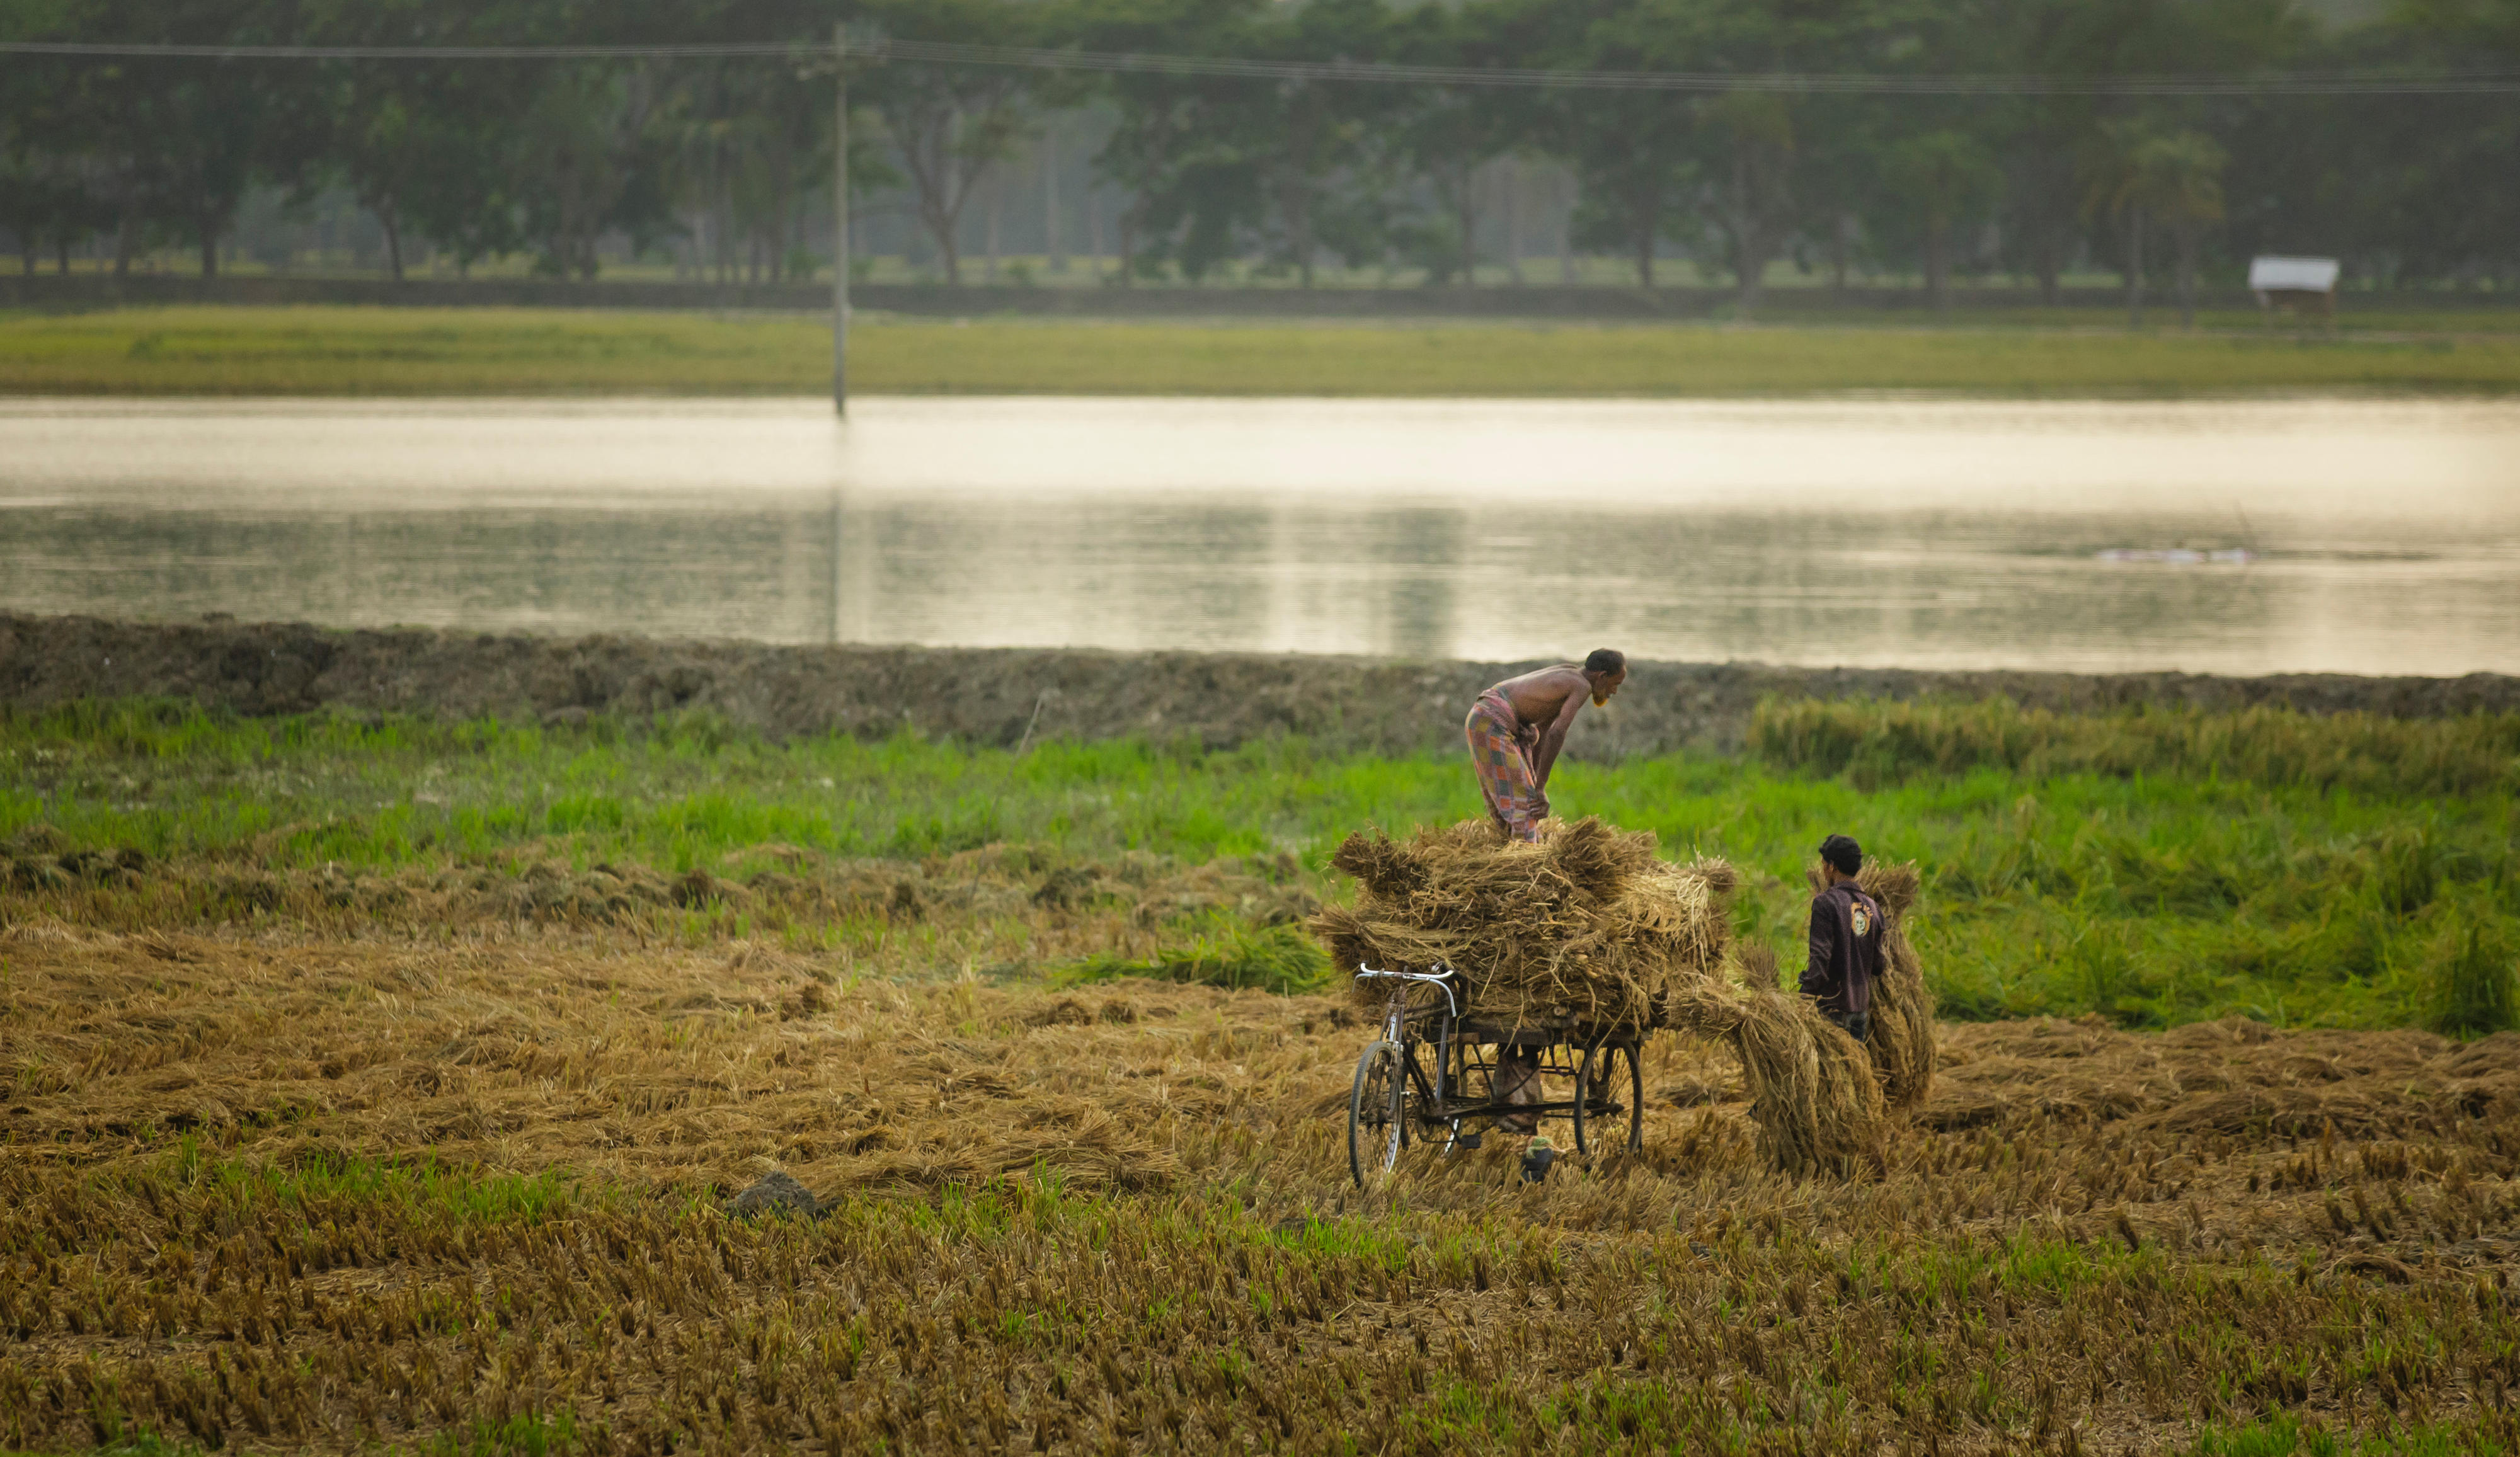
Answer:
(1348, 1041, 1406, 1186)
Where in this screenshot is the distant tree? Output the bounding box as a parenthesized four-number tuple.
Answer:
(1789, 91, 1885, 297)
(2055, 0, 2299, 311)
(388, 99, 532, 278)
(2081, 123, 2146, 324)
(1248, 0, 1406, 287)
(663, 43, 844, 285)
(0, 4, 108, 273)
(1882, 129, 2001, 311)
(2133, 129, 2228, 328)
(1977, 0, 2122, 305)
(1998, 105, 2085, 306)
(1382, 4, 1509, 285)
(1695, 89, 1799, 313)
(2275, 0, 2520, 290)
(277, 2, 532, 280)
(1388, 0, 1588, 288)
(2083, 122, 2225, 327)
(70, 0, 299, 278)
(505, 62, 668, 280)
(1075, 0, 1263, 283)
(1550, 1, 1700, 290)
(1651, 0, 1874, 313)
(857, 0, 1048, 285)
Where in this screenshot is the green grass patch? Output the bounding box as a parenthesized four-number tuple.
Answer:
(2180, 1413, 2517, 1456)
(91, 1144, 600, 1235)
(6, 696, 2516, 1031)
(2430, 920, 2520, 1037)
(1055, 922, 1332, 995)
(1754, 695, 2520, 797)
(423, 1413, 583, 1457)
(8, 306, 2520, 396)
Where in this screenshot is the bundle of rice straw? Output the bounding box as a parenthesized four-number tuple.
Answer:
(1855, 860, 1937, 1110)
(1312, 817, 1889, 1177)
(1666, 977, 1887, 1179)
(1312, 818, 1734, 1032)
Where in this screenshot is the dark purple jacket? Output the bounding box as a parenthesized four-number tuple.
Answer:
(1801, 881, 1885, 1017)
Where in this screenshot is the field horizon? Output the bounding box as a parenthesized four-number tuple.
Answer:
(9, 306, 2520, 398)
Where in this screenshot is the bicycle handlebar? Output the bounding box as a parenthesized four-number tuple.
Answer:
(1354, 963, 1460, 1020)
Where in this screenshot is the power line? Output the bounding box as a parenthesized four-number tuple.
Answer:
(0, 40, 808, 61)
(4, 36, 2517, 95)
(875, 38, 2520, 96)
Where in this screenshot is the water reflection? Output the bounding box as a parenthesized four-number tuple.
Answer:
(4, 398, 2516, 676)
(11, 505, 849, 645)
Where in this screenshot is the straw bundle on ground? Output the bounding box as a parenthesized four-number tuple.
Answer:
(1667, 978, 1888, 1178)
(1857, 860, 1938, 1109)
(1313, 818, 1734, 1032)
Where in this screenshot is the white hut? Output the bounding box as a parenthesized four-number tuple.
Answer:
(2248, 256, 2340, 317)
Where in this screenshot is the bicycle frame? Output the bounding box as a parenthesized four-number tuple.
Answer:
(1354, 962, 1638, 1133)
(1355, 963, 1462, 1114)
(1347, 963, 1645, 1179)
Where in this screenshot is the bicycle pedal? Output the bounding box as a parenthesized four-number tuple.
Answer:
(1520, 1138, 1557, 1184)
(1452, 1133, 1482, 1151)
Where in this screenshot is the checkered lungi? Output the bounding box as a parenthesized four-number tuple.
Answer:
(1465, 689, 1547, 842)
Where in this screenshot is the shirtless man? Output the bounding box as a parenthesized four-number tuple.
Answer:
(1463, 649, 1627, 843)
(1467, 649, 1627, 1142)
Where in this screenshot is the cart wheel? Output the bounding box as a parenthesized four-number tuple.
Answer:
(1572, 1041, 1644, 1155)
(1348, 1041, 1406, 1186)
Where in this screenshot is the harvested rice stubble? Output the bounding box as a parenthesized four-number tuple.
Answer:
(8, 916, 2520, 1456)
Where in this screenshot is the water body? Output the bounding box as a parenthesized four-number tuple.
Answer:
(4, 397, 2517, 677)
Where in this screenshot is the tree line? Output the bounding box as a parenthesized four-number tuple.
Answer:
(3, 0, 2515, 314)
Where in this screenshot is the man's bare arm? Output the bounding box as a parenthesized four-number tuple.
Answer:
(1530, 689, 1588, 788)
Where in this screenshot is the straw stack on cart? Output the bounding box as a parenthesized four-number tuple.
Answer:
(1313, 817, 1730, 1031)
(1312, 817, 1932, 1178)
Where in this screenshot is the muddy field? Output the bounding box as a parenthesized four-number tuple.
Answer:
(9, 611, 2519, 760)
(6, 913, 2520, 1454)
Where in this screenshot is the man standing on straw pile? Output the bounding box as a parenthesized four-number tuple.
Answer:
(1464, 651, 1627, 844)
(1462, 651, 1624, 1142)
(1804, 835, 1887, 1044)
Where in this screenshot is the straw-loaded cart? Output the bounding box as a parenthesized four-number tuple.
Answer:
(1314, 819, 1935, 1184)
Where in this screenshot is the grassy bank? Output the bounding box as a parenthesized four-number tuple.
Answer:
(5, 696, 2513, 1032)
(8, 306, 2520, 396)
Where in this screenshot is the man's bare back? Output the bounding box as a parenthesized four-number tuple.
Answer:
(1480, 650, 1628, 795)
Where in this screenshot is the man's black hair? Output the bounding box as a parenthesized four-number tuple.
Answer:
(1819, 834, 1863, 874)
(1584, 648, 1625, 676)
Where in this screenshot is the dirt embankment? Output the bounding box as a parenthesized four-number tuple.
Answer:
(7, 611, 2518, 759)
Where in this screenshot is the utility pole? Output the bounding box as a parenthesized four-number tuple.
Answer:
(833, 22, 850, 416)
(1045, 122, 1065, 277)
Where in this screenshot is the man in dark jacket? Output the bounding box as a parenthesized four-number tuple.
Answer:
(1802, 833, 1886, 1043)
